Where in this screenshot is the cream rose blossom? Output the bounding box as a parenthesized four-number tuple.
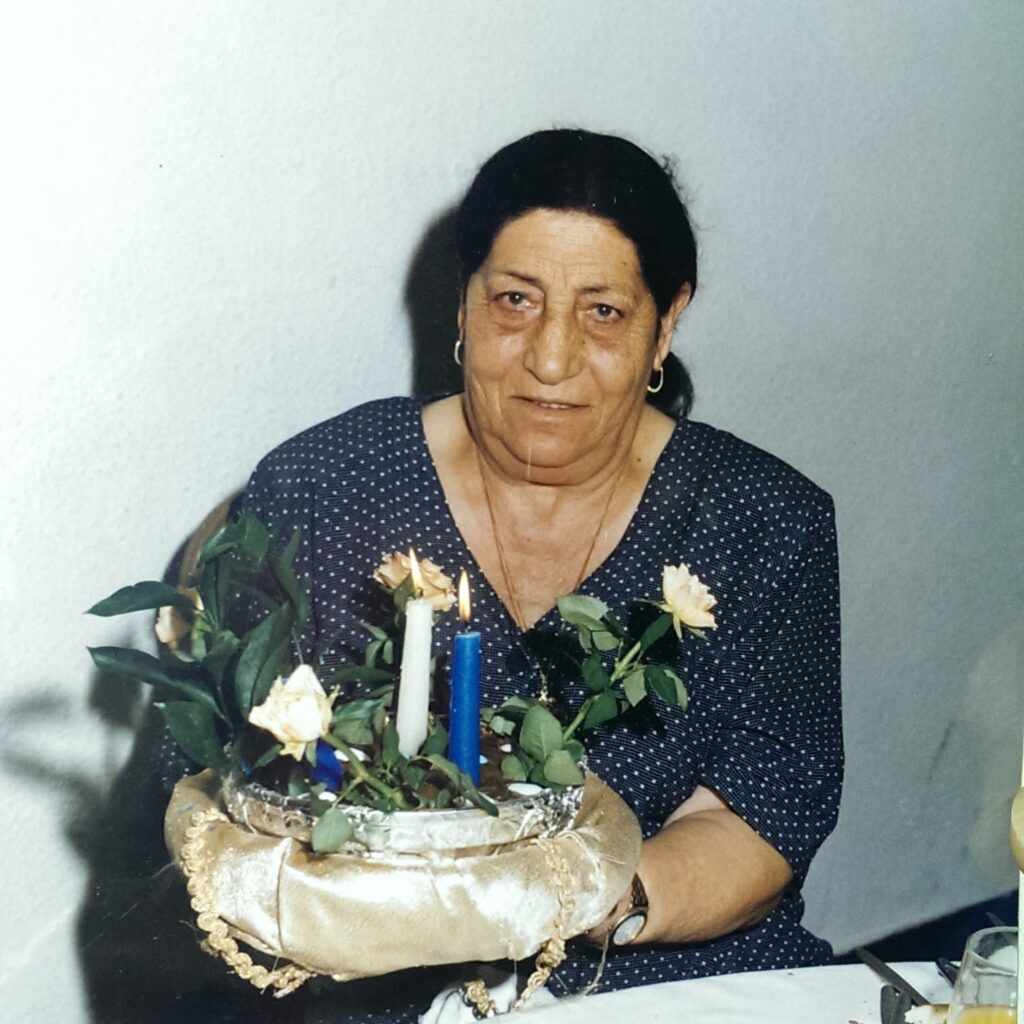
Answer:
(154, 586, 203, 650)
(662, 563, 718, 636)
(248, 664, 333, 760)
(373, 551, 457, 611)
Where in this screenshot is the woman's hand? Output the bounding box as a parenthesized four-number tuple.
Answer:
(586, 784, 793, 947)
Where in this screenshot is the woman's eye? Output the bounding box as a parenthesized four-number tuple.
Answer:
(496, 291, 530, 309)
(592, 303, 622, 322)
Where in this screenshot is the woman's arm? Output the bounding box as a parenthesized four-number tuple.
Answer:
(593, 500, 842, 946)
(590, 785, 793, 944)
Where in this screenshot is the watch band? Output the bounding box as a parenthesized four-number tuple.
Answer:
(610, 873, 649, 947)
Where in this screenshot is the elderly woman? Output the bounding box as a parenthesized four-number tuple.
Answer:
(233, 129, 842, 1018)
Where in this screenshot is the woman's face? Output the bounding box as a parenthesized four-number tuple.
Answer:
(460, 208, 689, 484)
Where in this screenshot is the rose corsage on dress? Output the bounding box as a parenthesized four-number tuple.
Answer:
(88, 511, 716, 1002)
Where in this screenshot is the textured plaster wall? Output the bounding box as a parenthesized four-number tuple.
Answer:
(2, 2, 1022, 1019)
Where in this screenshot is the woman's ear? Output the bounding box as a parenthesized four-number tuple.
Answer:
(654, 283, 692, 368)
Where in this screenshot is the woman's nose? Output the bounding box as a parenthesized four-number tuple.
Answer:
(523, 309, 581, 384)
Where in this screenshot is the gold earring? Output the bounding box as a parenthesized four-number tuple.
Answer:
(453, 336, 464, 367)
(647, 366, 664, 394)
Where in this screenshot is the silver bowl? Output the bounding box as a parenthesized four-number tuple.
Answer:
(221, 775, 585, 855)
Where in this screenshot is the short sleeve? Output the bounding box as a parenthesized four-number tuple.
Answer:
(701, 501, 843, 882)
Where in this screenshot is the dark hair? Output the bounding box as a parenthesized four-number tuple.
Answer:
(454, 128, 697, 416)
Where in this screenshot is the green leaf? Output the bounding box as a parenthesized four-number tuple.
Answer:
(89, 647, 223, 718)
(236, 513, 270, 564)
(424, 754, 461, 785)
(87, 581, 193, 618)
(382, 722, 400, 767)
(234, 604, 294, 718)
(601, 611, 628, 640)
(157, 701, 229, 773)
(196, 520, 241, 566)
(328, 665, 395, 685)
(196, 556, 225, 631)
(269, 528, 311, 626)
(252, 742, 283, 768)
(623, 668, 648, 707)
(564, 739, 585, 762)
(496, 696, 531, 718)
(582, 653, 611, 693)
(667, 666, 690, 709)
(361, 622, 389, 642)
(639, 613, 673, 654)
(519, 704, 564, 761)
(311, 806, 354, 853)
(201, 632, 241, 688)
(591, 629, 620, 652)
(422, 721, 448, 757)
(332, 719, 374, 746)
(391, 575, 415, 611)
(402, 763, 426, 792)
(557, 594, 610, 627)
(576, 624, 594, 653)
(487, 714, 517, 737)
(435, 787, 452, 809)
(500, 754, 528, 782)
(332, 697, 385, 722)
(645, 664, 687, 706)
(583, 690, 620, 729)
(252, 637, 292, 712)
(543, 749, 585, 786)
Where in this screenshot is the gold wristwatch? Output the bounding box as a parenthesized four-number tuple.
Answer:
(610, 873, 649, 946)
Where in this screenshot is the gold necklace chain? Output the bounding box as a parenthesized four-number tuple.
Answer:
(475, 447, 626, 633)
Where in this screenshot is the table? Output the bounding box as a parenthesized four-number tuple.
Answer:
(524, 961, 951, 1023)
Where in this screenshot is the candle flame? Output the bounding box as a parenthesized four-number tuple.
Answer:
(408, 548, 424, 597)
(458, 570, 472, 624)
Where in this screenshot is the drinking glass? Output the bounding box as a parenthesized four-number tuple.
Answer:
(947, 926, 1017, 1023)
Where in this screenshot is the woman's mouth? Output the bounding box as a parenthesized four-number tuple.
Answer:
(520, 397, 581, 411)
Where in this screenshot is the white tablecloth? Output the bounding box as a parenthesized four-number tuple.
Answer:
(524, 961, 950, 1023)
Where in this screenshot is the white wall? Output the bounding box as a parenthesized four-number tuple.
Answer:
(2, 2, 1022, 1019)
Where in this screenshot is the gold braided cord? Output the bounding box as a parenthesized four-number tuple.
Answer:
(460, 834, 575, 1015)
(512, 836, 574, 1010)
(460, 977, 499, 1018)
(181, 808, 315, 998)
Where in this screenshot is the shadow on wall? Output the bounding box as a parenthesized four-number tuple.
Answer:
(405, 206, 463, 399)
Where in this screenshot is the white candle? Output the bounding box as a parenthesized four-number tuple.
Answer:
(395, 551, 434, 758)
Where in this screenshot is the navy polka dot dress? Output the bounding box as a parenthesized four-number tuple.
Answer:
(238, 395, 842, 1020)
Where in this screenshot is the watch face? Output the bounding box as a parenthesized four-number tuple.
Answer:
(612, 911, 647, 946)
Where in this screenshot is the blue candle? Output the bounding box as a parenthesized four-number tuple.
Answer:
(449, 571, 482, 784)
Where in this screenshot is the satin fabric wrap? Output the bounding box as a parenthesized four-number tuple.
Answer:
(165, 770, 641, 980)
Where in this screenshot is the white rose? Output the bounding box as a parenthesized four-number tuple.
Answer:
(154, 586, 203, 650)
(662, 563, 718, 636)
(248, 664, 333, 760)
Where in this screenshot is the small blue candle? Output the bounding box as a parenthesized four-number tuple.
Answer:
(449, 570, 482, 784)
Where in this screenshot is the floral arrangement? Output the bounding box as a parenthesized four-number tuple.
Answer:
(88, 511, 715, 852)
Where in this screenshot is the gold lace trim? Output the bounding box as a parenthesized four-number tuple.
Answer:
(181, 807, 315, 997)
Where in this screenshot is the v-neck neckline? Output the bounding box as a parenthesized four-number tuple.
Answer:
(410, 397, 687, 637)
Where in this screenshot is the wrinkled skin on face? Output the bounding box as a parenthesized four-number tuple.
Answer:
(459, 209, 690, 487)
